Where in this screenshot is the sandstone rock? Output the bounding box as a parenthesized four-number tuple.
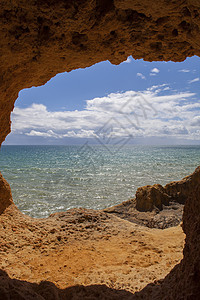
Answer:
(105, 167, 200, 298)
(168, 166, 200, 298)
(104, 198, 183, 229)
(0, 172, 13, 214)
(0, 0, 200, 145)
(135, 184, 170, 212)
(165, 166, 200, 204)
(0, 205, 185, 299)
(135, 168, 200, 213)
(0, 0, 200, 298)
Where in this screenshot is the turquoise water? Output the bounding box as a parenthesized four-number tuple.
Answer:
(0, 145, 199, 218)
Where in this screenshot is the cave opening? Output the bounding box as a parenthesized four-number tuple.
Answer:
(1, 0, 200, 298)
(1, 56, 200, 219)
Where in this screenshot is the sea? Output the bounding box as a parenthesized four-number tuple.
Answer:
(0, 145, 199, 218)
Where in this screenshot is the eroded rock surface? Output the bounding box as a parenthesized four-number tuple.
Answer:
(0, 168, 200, 298)
(106, 167, 200, 299)
(0, 173, 13, 215)
(104, 197, 183, 229)
(0, 0, 200, 298)
(135, 184, 170, 212)
(0, 0, 200, 144)
(0, 204, 184, 299)
(105, 168, 200, 233)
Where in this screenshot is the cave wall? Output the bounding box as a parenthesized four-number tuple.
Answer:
(1, 0, 200, 145)
(0, 0, 200, 298)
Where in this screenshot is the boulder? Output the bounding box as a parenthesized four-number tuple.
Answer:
(136, 184, 170, 212)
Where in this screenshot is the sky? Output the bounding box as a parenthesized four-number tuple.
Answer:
(3, 55, 200, 145)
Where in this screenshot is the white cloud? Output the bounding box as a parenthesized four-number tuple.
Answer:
(26, 129, 96, 139)
(123, 56, 132, 63)
(163, 87, 170, 91)
(151, 68, 160, 73)
(137, 73, 146, 80)
(11, 85, 200, 141)
(188, 77, 200, 84)
(26, 130, 63, 138)
(190, 116, 200, 126)
(178, 69, 190, 73)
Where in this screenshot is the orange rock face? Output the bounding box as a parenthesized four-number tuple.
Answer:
(136, 184, 170, 212)
(138, 167, 200, 297)
(0, 173, 13, 215)
(0, 0, 200, 298)
(0, 206, 185, 299)
(0, 0, 200, 144)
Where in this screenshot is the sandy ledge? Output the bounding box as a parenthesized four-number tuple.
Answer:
(0, 198, 185, 299)
(6, 165, 200, 299)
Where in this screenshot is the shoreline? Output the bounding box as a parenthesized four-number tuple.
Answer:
(1, 144, 200, 219)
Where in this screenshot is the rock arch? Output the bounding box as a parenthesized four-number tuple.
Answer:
(0, 0, 200, 298)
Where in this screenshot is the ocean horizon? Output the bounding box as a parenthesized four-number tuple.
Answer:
(0, 144, 199, 218)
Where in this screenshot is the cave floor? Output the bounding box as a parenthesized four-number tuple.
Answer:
(0, 204, 185, 297)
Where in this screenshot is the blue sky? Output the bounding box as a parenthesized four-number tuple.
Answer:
(4, 56, 200, 145)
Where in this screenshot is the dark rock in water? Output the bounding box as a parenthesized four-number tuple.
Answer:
(104, 198, 183, 229)
(104, 171, 198, 229)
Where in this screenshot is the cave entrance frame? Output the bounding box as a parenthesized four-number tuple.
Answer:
(0, 0, 200, 297)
